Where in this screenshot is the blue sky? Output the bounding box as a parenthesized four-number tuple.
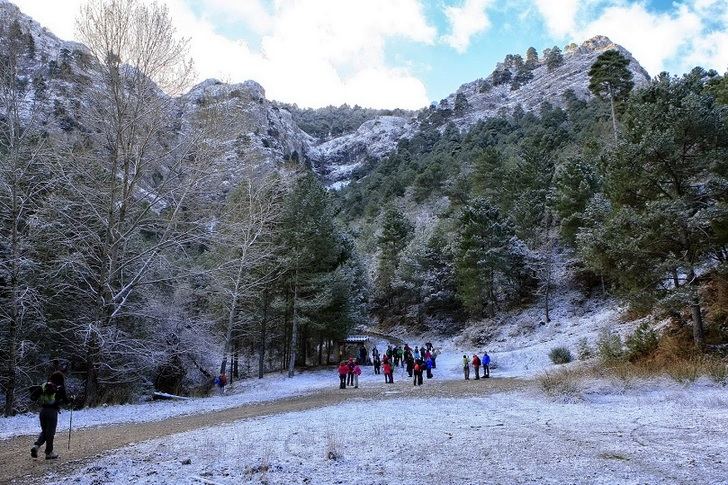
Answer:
(11, 0, 728, 108)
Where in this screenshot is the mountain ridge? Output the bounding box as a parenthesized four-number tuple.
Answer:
(2, 0, 650, 194)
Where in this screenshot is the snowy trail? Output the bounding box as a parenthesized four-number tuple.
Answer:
(0, 377, 525, 485)
(43, 382, 728, 485)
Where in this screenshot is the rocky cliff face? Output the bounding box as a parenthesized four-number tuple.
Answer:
(0, 0, 313, 201)
(310, 35, 651, 188)
(3, 0, 652, 195)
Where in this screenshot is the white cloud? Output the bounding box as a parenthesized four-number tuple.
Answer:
(533, 0, 580, 37)
(576, 3, 703, 75)
(442, 0, 494, 53)
(9, 0, 436, 109)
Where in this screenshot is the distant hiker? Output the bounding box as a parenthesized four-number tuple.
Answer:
(347, 357, 356, 386)
(30, 371, 69, 460)
(353, 362, 361, 389)
(425, 357, 433, 379)
(397, 347, 404, 367)
(214, 373, 227, 394)
(372, 346, 380, 360)
(386, 345, 393, 362)
(482, 351, 491, 378)
(472, 354, 481, 380)
(383, 361, 393, 383)
(359, 345, 368, 366)
(414, 346, 420, 360)
(462, 355, 470, 380)
(338, 362, 348, 389)
(373, 355, 381, 375)
(404, 343, 411, 353)
(426, 342, 433, 352)
(413, 360, 423, 386)
(431, 348, 439, 369)
(405, 353, 414, 377)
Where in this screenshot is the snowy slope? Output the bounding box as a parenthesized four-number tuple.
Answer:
(46, 382, 728, 484)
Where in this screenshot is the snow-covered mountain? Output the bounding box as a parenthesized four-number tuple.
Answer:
(309, 36, 651, 187)
(2, 0, 651, 193)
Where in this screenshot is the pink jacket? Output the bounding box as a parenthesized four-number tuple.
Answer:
(354, 366, 361, 376)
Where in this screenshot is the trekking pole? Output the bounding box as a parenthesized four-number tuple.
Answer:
(67, 406, 73, 451)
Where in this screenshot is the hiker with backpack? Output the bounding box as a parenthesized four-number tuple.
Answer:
(482, 351, 491, 378)
(373, 354, 381, 375)
(353, 361, 361, 389)
(462, 355, 470, 380)
(425, 356, 433, 379)
(405, 352, 414, 377)
(413, 360, 423, 386)
(472, 354, 481, 380)
(214, 373, 227, 394)
(30, 371, 70, 460)
(383, 360, 393, 383)
(347, 357, 356, 386)
(338, 362, 348, 389)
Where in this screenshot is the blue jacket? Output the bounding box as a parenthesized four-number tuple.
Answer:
(482, 354, 490, 365)
(425, 358, 432, 370)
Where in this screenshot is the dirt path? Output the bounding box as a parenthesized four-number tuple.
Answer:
(0, 377, 528, 484)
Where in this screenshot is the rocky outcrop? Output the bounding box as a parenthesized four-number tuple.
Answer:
(439, 35, 650, 131)
(308, 116, 413, 186)
(310, 35, 651, 188)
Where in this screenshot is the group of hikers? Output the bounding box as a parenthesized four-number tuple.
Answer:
(462, 352, 491, 380)
(338, 342, 439, 388)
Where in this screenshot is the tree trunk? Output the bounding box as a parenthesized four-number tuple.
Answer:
(232, 342, 239, 380)
(4, 191, 19, 416)
(318, 332, 324, 366)
(691, 296, 705, 349)
(85, 333, 100, 407)
(287, 272, 299, 378)
(609, 85, 618, 141)
(258, 293, 269, 379)
(326, 339, 332, 365)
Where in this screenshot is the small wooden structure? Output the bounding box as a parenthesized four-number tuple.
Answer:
(337, 335, 371, 364)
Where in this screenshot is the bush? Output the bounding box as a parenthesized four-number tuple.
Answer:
(549, 346, 573, 364)
(625, 322, 659, 361)
(597, 329, 624, 363)
(577, 337, 593, 360)
(539, 368, 581, 398)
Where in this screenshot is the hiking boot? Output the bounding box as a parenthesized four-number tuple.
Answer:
(45, 452, 59, 460)
(31, 446, 38, 458)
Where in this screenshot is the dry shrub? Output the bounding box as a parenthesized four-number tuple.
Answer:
(539, 368, 583, 398)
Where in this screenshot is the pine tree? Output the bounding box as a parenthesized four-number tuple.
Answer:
(588, 49, 634, 140)
(544, 46, 563, 71)
(455, 199, 531, 317)
(578, 74, 728, 346)
(525, 46, 539, 69)
(374, 204, 413, 321)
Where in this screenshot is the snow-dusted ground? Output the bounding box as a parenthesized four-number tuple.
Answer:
(48, 380, 728, 484)
(0, 370, 336, 440)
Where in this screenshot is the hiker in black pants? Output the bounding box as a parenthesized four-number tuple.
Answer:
(413, 359, 424, 386)
(373, 355, 381, 374)
(405, 353, 414, 377)
(31, 371, 70, 460)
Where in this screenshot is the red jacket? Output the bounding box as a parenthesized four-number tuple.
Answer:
(472, 356, 481, 366)
(338, 363, 348, 376)
(383, 363, 392, 374)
